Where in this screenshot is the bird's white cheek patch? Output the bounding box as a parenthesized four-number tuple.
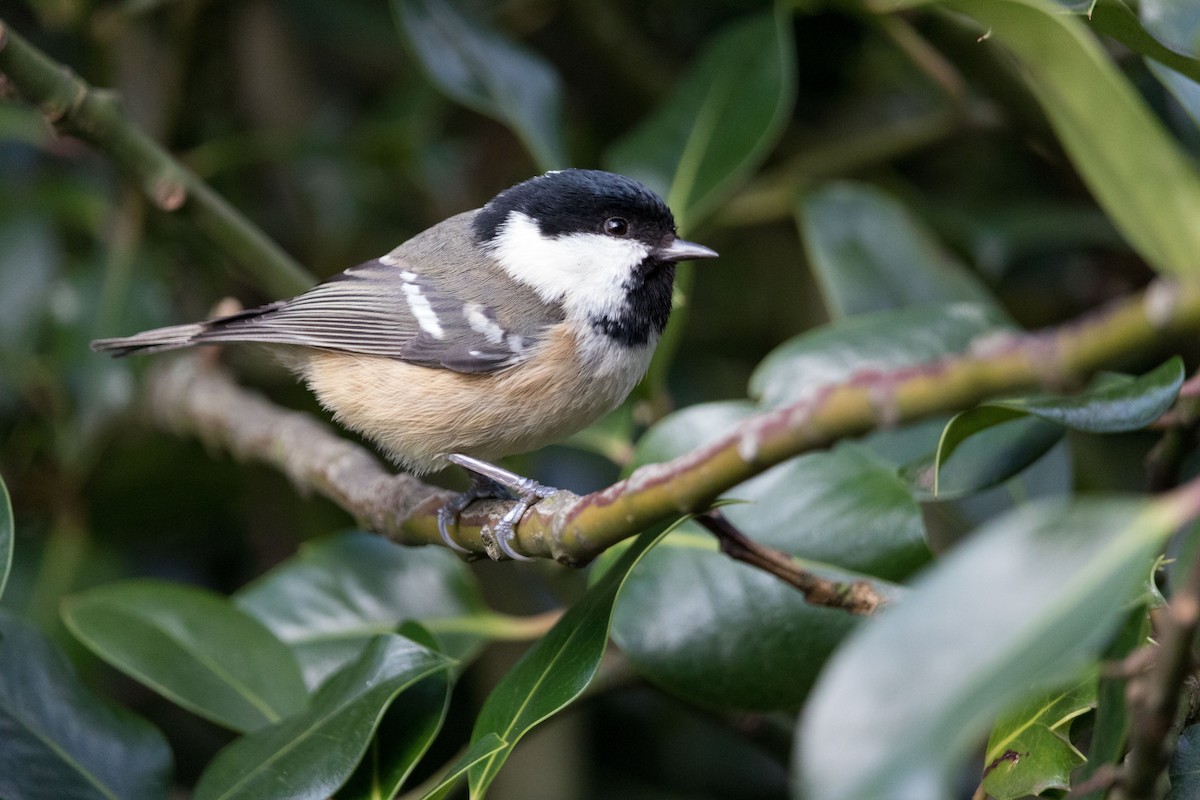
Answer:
(490, 212, 649, 316)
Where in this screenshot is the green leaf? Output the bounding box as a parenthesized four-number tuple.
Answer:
(918, 358, 1185, 497)
(905, 410, 1063, 500)
(981, 674, 1095, 799)
(1081, 0, 1200, 83)
(749, 302, 1012, 408)
(613, 524, 898, 711)
(797, 182, 998, 319)
(606, 7, 795, 230)
(467, 525, 671, 797)
(795, 496, 1176, 800)
(235, 531, 485, 689)
(340, 672, 448, 800)
(915, 358, 1184, 498)
(393, 0, 567, 170)
(886, 0, 1200, 276)
(62, 580, 307, 733)
(621, 404, 907, 709)
(418, 733, 506, 800)
(626, 400, 758, 473)
(723, 444, 929, 580)
(0, 609, 173, 800)
(0, 472, 11, 603)
(635, 402, 929, 580)
(1137, 0, 1200, 128)
(195, 634, 452, 800)
(338, 625, 450, 800)
(985, 357, 1185, 432)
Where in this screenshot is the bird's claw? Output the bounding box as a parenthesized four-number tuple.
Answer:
(438, 454, 558, 561)
(436, 495, 474, 554)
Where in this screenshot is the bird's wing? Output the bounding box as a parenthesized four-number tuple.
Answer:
(207, 256, 556, 372)
(94, 247, 561, 374)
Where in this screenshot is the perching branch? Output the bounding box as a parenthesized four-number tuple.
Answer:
(555, 279, 1200, 563)
(145, 278, 1200, 567)
(0, 19, 315, 298)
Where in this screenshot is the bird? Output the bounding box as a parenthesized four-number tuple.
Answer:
(92, 169, 719, 560)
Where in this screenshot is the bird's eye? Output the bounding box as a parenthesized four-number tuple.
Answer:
(604, 217, 630, 237)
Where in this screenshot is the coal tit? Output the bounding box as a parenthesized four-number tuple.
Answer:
(92, 169, 718, 560)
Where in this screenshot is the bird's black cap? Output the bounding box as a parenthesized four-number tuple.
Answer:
(473, 169, 676, 244)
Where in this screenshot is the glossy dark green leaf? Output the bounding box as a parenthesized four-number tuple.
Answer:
(1078, 0, 1200, 82)
(916, 358, 1185, 498)
(905, 410, 1063, 500)
(859, 417, 951, 469)
(606, 8, 795, 230)
(419, 733, 506, 800)
(635, 402, 929, 579)
(1168, 722, 1200, 799)
(620, 403, 908, 709)
(0, 609, 172, 800)
(339, 625, 450, 800)
(725, 444, 928, 579)
(797, 182, 997, 319)
(986, 357, 1185, 432)
(891, 0, 1200, 276)
(63, 580, 307, 733)
(613, 524, 897, 711)
(795, 497, 1174, 800)
(235, 531, 485, 689)
(0, 472, 11, 602)
(981, 674, 1095, 799)
(393, 0, 567, 169)
(1138, 0, 1200, 130)
(195, 634, 452, 800)
(338, 672, 447, 800)
(467, 526, 670, 797)
(750, 302, 1012, 408)
(626, 400, 758, 474)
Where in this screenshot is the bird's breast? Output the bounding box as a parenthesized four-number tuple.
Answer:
(298, 322, 654, 474)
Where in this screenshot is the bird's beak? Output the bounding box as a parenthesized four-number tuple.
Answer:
(657, 238, 719, 262)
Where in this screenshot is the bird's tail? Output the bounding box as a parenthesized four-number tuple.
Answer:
(90, 302, 286, 357)
(90, 322, 210, 357)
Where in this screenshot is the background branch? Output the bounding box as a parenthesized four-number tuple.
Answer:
(0, 18, 315, 298)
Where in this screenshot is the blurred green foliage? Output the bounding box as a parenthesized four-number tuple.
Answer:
(4, 0, 1200, 798)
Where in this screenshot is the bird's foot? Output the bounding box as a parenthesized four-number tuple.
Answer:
(439, 454, 557, 561)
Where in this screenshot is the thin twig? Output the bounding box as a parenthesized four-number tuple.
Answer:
(695, 510, 886, 615)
